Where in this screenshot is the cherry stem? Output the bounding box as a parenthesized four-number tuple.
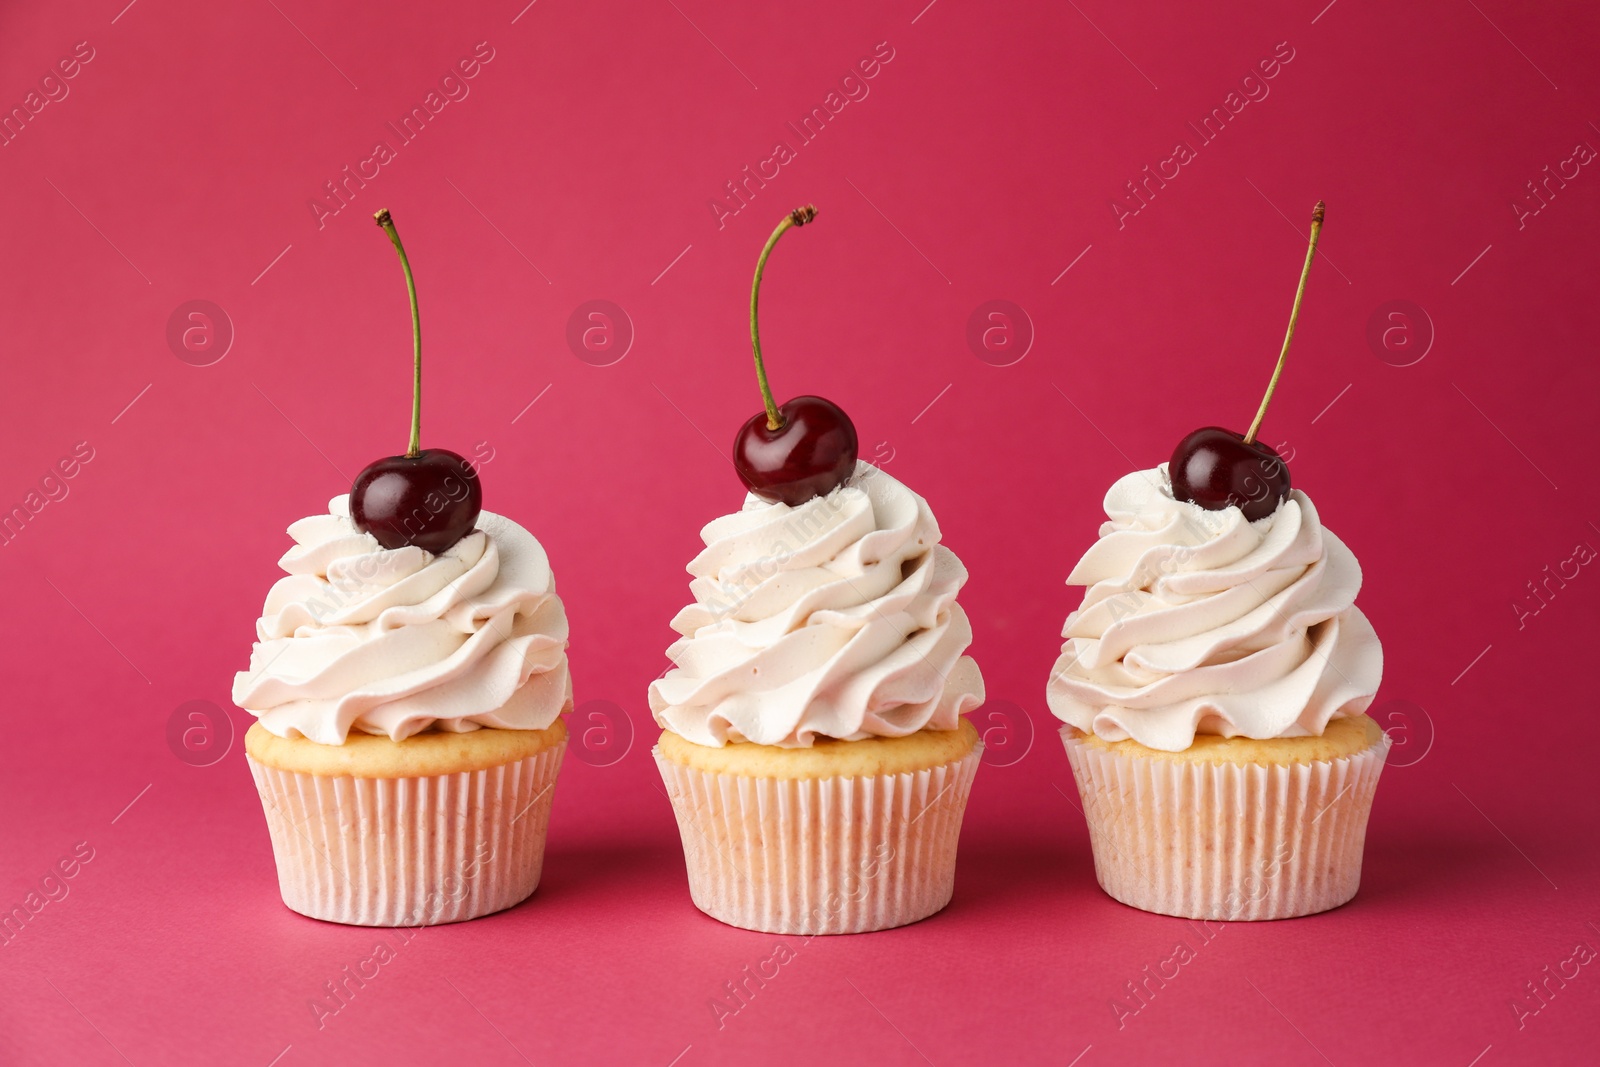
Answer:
(750, 205, 817, 431)
(375, 208, 423, 458)
(1244, 200, 1325, 445)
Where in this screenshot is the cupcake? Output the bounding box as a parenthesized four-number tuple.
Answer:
(234, 209, 571, 926)
(650, 206, 985, 934)
(236, 497, 571, 926)
(652, 461, 985, 933)
(1049, 465, 1384, 919)
(1050, 202, 1389, 920)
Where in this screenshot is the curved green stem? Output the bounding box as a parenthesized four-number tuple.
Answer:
(750, 205, 817, 431)
(1245, 200, 1325, 445)
(375, 208, 423, 457)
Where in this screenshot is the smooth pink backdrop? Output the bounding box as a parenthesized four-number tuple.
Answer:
(2, 1, 1597, 1064)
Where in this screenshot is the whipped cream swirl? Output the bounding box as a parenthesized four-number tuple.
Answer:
(1047, 466, 1381, 751)
(649, 462, 984, 747)
(233, 496, 571, 743)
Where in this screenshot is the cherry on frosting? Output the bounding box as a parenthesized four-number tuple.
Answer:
(350, 450, 482, 553)
(731, 206, 859, 506)
(349, 209, 482, 552)
(1171, 201, 1324, 521)
(1169, 428, 1289, 522)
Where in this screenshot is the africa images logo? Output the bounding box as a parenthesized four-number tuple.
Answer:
(705, 41, 897, 230)
(305, 42, 497, 230)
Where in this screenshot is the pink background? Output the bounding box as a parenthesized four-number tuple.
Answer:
(2, 0, 1597, 1064)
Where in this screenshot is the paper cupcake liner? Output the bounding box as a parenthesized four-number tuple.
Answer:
(653, 744, 982, 935)
(246, 741, 565, 927)
(1061, 726, 1390, 920)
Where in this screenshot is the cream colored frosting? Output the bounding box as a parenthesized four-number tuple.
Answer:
(1047, 465, 1381, 752)
(233, 496, 570, 744)
(649, 462, 984, 747)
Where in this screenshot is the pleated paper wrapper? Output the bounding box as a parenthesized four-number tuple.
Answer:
(1061, 726, 1390, 920)
(247, 741, 565, 927)
(654, 744, 982, 935)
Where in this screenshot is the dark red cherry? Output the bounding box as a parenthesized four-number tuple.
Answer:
(732, 209, 855, 506)
(1169, 427, 1289, 521)
(1170, 203, 1325, 522)
(350, 449, 482, 552)
(733, 395, 858, 506)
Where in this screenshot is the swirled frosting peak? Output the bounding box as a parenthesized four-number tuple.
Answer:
(1047, 466, 1381, 751)
(233, 496, 570, 744)
(649, 462, 984, 747)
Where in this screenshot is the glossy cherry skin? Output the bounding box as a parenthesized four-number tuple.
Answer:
(350, 448, 483, 552)
(733, 395, 858, 506)
(1169, 426, 1289, 522)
